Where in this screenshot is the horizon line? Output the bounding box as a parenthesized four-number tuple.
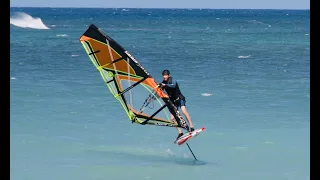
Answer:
(10, 6, 310, 10)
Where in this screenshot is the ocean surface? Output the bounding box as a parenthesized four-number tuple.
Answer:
(10, 7, 310, 180)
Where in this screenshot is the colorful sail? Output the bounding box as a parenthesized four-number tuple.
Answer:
(79, 24, 189, 130)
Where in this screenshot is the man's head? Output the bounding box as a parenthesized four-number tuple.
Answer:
(162, 69, 170, 81)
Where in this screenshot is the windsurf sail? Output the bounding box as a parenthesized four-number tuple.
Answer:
(79, 24, 189, 130)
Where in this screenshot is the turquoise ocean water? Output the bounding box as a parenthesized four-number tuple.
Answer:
(10, 8, 309, 180)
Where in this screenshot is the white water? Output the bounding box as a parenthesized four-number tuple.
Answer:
(10, 12, 50, 30)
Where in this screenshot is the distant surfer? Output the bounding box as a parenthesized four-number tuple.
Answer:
(160, 69, 195, 140)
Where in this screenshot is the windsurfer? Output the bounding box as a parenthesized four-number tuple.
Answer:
(160, 69, 195, 140)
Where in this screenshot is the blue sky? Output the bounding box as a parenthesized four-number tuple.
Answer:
(10, 0, 310, 9)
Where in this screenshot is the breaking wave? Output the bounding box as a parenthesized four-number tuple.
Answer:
(10, 12, 50, 29)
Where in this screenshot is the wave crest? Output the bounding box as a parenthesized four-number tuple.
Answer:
(10, 12, 50, 30)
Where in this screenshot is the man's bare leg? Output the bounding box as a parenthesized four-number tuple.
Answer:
(181, 106, 194, 129)
(171, 114, 183, 134)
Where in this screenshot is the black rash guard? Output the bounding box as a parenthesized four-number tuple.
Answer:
(161, 77, 185, 105)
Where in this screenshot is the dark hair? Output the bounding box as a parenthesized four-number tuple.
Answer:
(162, 69, 170, 75)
